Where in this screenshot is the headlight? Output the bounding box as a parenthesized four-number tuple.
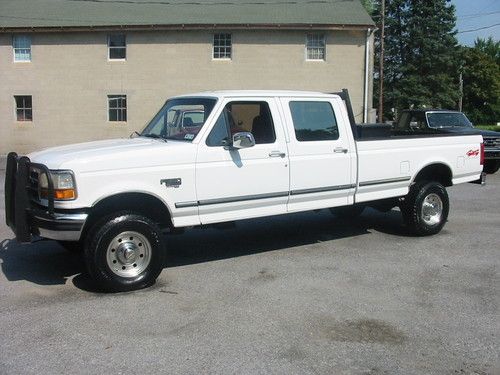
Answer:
(39, 170, 77, 200)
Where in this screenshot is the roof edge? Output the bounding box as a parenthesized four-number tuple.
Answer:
(0, 23, 376, 33)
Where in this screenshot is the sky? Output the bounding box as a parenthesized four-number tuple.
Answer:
(451, 0, 500, 46)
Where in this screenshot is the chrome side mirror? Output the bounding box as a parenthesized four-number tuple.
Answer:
(231, 132, 255, 149)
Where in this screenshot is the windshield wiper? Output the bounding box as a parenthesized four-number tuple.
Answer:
(130, 131, 141, 138)
(140, 134, 168, 142)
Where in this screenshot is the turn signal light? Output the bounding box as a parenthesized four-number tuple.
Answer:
(54, 189, 77, 200)
(41, 188, 76, 200)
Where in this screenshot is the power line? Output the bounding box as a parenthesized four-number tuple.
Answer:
(458, 10, 500, 20)
(457, 23, 500, 34)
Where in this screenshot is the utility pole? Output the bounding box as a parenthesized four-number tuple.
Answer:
(378, 0, 386, 122)
(458, 72, 463, 112)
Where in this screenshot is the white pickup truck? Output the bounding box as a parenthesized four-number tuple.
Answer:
(5, 90, 485, 291)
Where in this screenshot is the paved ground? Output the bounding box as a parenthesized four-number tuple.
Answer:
(0, 164, 498, 375)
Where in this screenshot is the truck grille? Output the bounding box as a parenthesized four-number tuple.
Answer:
(483, 137, 500, 149)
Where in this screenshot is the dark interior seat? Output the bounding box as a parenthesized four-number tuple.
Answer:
(183, 117, 194, 127)
(252, 114, 275, 144)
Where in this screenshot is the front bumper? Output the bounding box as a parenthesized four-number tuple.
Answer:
(5, 152, 87, 243)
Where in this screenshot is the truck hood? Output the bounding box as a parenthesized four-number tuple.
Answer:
(474, 128, 500, 138)
(28, 137, 196, 172)
(437, 127, 499, 137)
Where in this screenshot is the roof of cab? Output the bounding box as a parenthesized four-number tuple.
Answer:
(173, 90, 339, 99)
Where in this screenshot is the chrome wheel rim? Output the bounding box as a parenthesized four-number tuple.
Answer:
(421, 193, 443, 226)
(106, 231, 151, 277)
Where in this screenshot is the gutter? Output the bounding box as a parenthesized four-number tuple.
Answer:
(0, 23, 376, 33)
(363, 27, 376, 123)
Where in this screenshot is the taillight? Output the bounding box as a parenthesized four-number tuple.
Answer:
(480, 143, 484, 165)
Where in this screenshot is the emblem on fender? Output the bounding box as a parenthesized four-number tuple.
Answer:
(466, 149, 479, 157)
(161, 178, 182, 188)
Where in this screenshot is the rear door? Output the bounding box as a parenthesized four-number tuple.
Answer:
(279, 97, 355, 212)
(195, 97, 290, 224)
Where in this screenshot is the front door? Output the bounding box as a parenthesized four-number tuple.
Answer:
(195, 98, 290, 224)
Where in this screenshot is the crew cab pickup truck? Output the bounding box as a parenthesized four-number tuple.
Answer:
(5, 90, 485, 292)
(394, 109, 500, 174)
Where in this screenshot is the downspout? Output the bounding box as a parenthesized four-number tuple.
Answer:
(363, 28, 375, 123)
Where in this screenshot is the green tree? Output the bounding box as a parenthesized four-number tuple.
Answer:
(461, 46, 500, 124)
(375, 0, 409, 118)
(361, 0, 375, 15)
(474, 37, 500, 65)
(374, 0, 460, 120)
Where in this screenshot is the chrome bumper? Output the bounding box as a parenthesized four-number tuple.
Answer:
(32, 210, 88, 241)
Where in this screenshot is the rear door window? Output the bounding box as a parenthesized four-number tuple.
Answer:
(289, 101, 339, 141)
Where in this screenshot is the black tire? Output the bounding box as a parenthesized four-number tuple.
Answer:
(57, 240, 83, 253)
(83, 211, 166, 292)
(483, 160, 499, 175)
(330, 204, 365, 218)
(400, 181, 449, 236)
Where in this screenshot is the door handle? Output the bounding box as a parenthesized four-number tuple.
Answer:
(269, 151, 286, 158)
(334, 147, 348, 154)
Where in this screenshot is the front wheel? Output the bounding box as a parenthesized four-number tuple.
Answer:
(84, 212, 166, 292)
(401, 181, 449, 236)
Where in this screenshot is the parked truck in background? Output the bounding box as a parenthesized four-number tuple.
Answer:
(5, 90, 485, 292)
(394, 109, 500, 174)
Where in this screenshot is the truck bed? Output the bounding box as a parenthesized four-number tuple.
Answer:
(355, 133, 483, 203)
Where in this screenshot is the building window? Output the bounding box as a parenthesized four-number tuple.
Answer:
(108, 95, 127, 122)
(306, 34, 326, 61)
(14, 96, 33, 122)
(213, 33, 232, 59)
(108, 35, 126, 60)
(13, 35, 31, 62)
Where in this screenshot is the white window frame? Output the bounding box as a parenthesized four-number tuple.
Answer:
(13, 35, 32, 63)
(213, 33, 232, 60)
(108, 95, 127, 122)
(14, 95, 33, 122)
(108, 34, 126, 61)
(305, 34, 326, 61)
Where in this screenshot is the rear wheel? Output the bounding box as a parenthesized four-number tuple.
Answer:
(401, 181, 449, 236)
(84, 212, 166, 292)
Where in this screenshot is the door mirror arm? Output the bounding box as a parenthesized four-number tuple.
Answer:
(221, 137, 232, 149)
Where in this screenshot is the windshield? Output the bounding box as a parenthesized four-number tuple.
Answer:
(426, 112, 473, 128)
(141, 98, 217, 141)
